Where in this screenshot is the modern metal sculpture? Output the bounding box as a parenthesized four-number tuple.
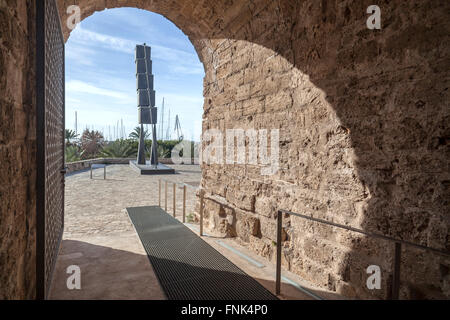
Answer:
(130, 44, 174, 175)
(136, 44, 157, 165)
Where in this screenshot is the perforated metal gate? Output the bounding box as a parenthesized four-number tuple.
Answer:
(36, 0, 65, 300)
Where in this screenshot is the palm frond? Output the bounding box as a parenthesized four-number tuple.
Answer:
(99, 139, 136, 158)
(129, 126, 150, 140)
(65, 145, 84, 162)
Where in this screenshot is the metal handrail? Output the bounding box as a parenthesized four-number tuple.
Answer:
(279, 209, 449, 256)
(158, 179, 237, 237)
(156, 183, 449, 299)
(158, 178, 199, 225)
(275, 209, 450, 300)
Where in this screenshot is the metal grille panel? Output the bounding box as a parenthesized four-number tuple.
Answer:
(43, 0, 65, 298)
(127, 206, 277, 300)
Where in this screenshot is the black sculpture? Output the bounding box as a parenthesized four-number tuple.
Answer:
(136, 44, 158, 166)
(130, 44, 175, 175)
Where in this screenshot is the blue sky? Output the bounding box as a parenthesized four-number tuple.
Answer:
(65, 8, 204, 141)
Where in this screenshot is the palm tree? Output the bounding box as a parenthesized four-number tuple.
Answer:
(80, 129, 104, 158)
(65, 145, 84, 162)
(129, 126, 150, 140)
(65, 129, 78, 145)
(99, 140, 136, 158)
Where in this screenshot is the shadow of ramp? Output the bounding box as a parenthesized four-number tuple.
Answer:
(126, 206, 278, 300)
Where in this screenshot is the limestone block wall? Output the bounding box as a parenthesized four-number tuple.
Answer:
(0, 0, 37, 299)
(193, 1, 450, 299)
(0, 0, 448, 299)
(65, 158, 133, 173)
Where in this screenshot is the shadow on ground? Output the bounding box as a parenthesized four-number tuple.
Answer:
(49, 239, 344, 300)
(49, 239, 165, 300)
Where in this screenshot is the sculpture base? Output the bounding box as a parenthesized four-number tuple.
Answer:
(129, 160, 175, 175)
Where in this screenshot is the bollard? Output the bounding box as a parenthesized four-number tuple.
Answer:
(165, 180, 167, 211)
(159, 179, 161, 207)
(183, 185, 186, 223)
(275, 210, 282, 295)
(173, 183, 176, 217)
(199, 190, 204, 236)
(391, 242, 401, 300)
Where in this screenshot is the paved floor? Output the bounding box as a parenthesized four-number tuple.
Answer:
(49, 164, 199, 300)
(62, 164, 200, 239)
(49, 164, 341, 300)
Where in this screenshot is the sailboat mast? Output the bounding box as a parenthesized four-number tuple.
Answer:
(160, 97, 165, 141)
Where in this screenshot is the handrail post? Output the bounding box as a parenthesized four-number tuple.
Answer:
(391, 242, 401, 300)
(165, 180, 167, 212)
(173, 183, 176, 217)
(183, 185, 186, 223)
(158, 179, 161, 207)
(199, 190, 204, 236)
(276, 210, 282, 295)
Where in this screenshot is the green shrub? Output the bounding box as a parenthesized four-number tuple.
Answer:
(144, 140, 186, 159)
(65, 145, 84, 162)
(99, 139, 137, 158)
(186, 213, 195, 223)
(75, 137, 190, 160)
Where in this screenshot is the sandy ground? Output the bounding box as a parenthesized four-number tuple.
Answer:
(49, 164, 341, 300)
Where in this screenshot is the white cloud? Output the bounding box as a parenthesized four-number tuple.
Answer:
(151, 44, 200, 65)
(89, 8, 193, 52)
(70, 27, 135, 53)
(65, 44, 96, 66)
(169, 65, 204, 75)
(68, 27, 203, 74)
(66, 80, 133, 101)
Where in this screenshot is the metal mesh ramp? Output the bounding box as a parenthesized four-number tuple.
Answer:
(127, 206, 277, 300)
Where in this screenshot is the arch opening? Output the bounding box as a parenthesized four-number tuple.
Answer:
(57, 0, 450, 300)
(0, 0, 447, 300)
(52, 7, 205, 299)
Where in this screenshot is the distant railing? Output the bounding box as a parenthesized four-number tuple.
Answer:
(158, 179, 202, 231)
(158, 180, 238, 237)
(275, 209, 450, 300)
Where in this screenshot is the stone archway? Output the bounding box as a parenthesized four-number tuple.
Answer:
(58, 0, 449, 299)
(0, 0, 448, 299)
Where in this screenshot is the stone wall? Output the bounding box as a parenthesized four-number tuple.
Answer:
(65, 158, 175, 174)
(0, 0, 37, 299)
(66, 158, 132, 173)
(194, 1, 450, 299)
(1, 0, 448, 299)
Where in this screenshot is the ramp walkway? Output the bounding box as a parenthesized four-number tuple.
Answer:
(126, 206, 277, 300)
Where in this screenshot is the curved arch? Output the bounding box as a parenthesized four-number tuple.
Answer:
(58, 0, 450, 299)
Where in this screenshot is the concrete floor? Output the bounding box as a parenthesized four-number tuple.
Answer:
(49, 164, 342, 300)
